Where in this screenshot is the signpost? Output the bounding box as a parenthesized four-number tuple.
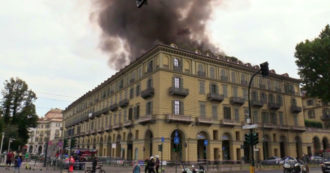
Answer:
(204, 139, 208, 146)
(160, 137, 164, 173)
(242, 124, 258, 130)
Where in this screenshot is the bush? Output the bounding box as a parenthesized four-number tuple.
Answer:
(305, 120, 323, 128)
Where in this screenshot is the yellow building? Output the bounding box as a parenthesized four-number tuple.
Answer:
(302, 96, 330, 156)
(63, 44, 329, 162)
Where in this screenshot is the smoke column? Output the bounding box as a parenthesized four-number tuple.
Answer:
(93, 0, 220, 70)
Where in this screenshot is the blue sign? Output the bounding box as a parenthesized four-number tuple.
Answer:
(161, 137, 165, 143)
(204, 139, 208, 146)
(175, 131, 178, 137)
(174, 136, 180, 145)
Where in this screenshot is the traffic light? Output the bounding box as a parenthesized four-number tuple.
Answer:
(252, 133, 259, 145)
(260, 62, 269, 77)
(245, 134, 251, 144)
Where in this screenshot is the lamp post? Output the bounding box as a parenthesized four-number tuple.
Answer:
(0, 132, 5, 154)
(247, 62, 268, 173)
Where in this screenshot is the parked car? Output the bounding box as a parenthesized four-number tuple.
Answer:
(261, 156, 282, 165)
(310, 156, 323, 164)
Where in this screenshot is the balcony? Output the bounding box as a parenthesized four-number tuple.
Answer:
(113, 123, 122, 130)
(123, 120, 133, 128)
(169, 87, 189, 97)
(278, 125, 290, 130)
(263, 123, 277, 129)
(97, 127, 104, 133)
(102, 107, 110, 114)
(230, 97, 245, 105)
(220, 119, 241, 126)
(197, 71, 206, 77)
(290, 105, 302, 113)
(196, 117, 214, 125)
(136, 115, 155, 125)
(105, 125, 112, 132)
(141, 87, 154, 99)
(207, 93, 224, 102)
(220, 76, 228, 82)
(268, 103, 281, 110)
(166, 114, 193, 124)
(93, 110, 103, 117)
(110, 103, 118, 112)
(173, 66, 182, 72)
(119, 99, 129, 108)
(321, 114, 330, 121)
(291, 126, 306, 132)
(251, 100, 263, 108)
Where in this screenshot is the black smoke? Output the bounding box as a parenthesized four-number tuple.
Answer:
(93, 0, 220, 70)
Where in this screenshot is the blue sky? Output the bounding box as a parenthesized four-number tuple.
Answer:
(0, 0, 329, 117)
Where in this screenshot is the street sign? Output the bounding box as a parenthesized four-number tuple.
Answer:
(174, 136, 180, 145)
(242, 124, 258, 129)
(204, 139, 208, 146)
(175, 131, 178, 137)
(161, 137, 164, 143)
(158, 144, 163, 151)
(254, 148, 259, 152)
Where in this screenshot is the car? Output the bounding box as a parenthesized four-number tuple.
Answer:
(261, 156, 282, 165)
(321, 158, 330, 173)
(310, 156, 323, 164)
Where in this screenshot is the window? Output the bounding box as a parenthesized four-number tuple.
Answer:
(308, 110, 315, 119)
(135, 130, 139, 140)
(220, 69, 227, 81)
(262, 112, 269, 123)
(210, 83, 218, 94)
(252, 91, 258, 101)
(224, 106, 231, 120)
(253, 110, 259, 123)
(222, 85, 228, 97)
(124, 109, 127, 121)
(235, 131, 240, 141)
(129, 108, 133, 120)
(130, 88, 134, 99)
(146, 101, 152, 115)
(213, 130, 218, 140)
(231, 71, 236, 83)
(268, 94, 275, 104)
(261, 92, 267, 104)
(174, 77, 181, 88)
(136, 84, 140, 96)
(210, 67, 215, 79)
(147, 60, 153, 73)
(174, 100, 180, 115)
(232, 86, 238, 97)
(174, 58, 179, 67)
(212, 105, 218, 120)
(234, 108, 239, 121)
(293, 115, 298, 126)
(199, 81, 205, 94)
(135, 105, 140, 119)
(307, 99, 314, 106)
(271, 112, 277, 124)
(277, 95, 282, 106)
(200, 102, 206, 118)
(198, 64, 204, 72)
(291, 98, 297, 106)
(243, 88, 248, 100)
(147, 78, 153, 88)
(279, 112, 284, 125)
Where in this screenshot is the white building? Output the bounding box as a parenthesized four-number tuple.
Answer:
(26, 108, 63, 155)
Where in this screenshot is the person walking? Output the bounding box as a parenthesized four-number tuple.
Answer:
(144, 158, 149, 173)
(133, 161, 141, 173)
(92, 156, 97, 173)
(68, 156, 75, 173)
(148, 157, 155, 173)
(14, 155, 22, 173)
(155, 155, 160, 173)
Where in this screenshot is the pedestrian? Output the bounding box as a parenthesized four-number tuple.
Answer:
(133, 161, 141, 173)
(92, 156, 98, 173)
(144, 158, 149, 173)
(148, 157, 155, 173)
(155, 155, 160, 173)
(14, 155, 22, 173)
(68, 156, 75, 173)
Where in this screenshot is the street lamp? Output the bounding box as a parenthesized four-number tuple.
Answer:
(0, 132, 5, 154)
(247, 62, 269, 173)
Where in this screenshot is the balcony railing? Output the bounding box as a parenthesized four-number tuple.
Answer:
(220, 76, 228, 82)
(136, 115, 155, 125)
(291, 126, 306, 132)
(197, 71, 206, 77)
(141, 87, 154, 99)
(278, 125, 290, 130)
(123, 120, 133, 128)
(268, 103, 281, 110)
(169, 87, 189, 97)
(110, 103, 118, 112)
(166, 114, 193, 124)
(93, 110, 103, 117)
(207, 93, 224, 102)
(173, 66, 182, 72)
(220, 119, 241, 126)
(196, 117, 214, 125)
(290, 105, 302, 113)
(113, 123, 122, 130)
(119, 99, 129, 108)
(251, 100, 263, 108)
(101, 107, 110, 114)
(230, 97, 245, 105)
(241, 80, 248, 86)
(263, 123, 277, 129)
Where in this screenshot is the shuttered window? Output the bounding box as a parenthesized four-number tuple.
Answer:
(172, 100, 184, 115)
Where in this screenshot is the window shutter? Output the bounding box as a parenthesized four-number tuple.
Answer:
(209, 83, 212, 94)
(180, 101, 184, 115)
(180, 78, 183, 88)
(216, 84, 219, 94)
(172, 100, 175, 115)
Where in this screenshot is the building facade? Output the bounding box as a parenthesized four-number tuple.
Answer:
(27, 108, 63, 155)
(63, 44, 329, 162)
(302, 96, 330, 156)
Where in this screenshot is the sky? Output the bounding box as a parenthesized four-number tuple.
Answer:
(0, 0, 329, 117)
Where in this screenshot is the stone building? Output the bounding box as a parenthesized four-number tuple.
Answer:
(26, 108, 63, 155)
(63, 44, 329, 162)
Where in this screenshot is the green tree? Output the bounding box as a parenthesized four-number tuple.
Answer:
(1, 77, 38, 150)
(295, 24, 330, 103)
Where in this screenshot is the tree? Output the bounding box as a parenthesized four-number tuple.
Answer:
(295, 24, 330, 103)
(1, 77, 38, 150)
